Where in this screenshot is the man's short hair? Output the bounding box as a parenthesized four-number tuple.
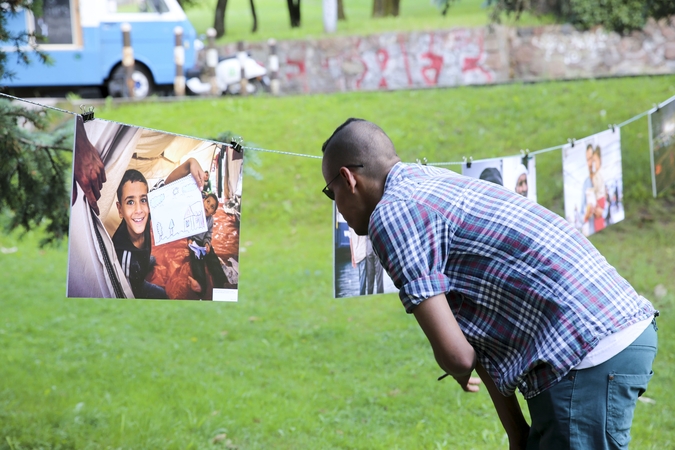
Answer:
(321, 118, 366, 153)
(116, 169, 148, 203)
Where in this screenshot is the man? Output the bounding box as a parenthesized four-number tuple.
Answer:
(321, 118, 658, 449)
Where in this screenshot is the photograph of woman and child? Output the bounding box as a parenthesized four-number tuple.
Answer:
(563, 128, 625, 237)
(67, 116, 243, 301)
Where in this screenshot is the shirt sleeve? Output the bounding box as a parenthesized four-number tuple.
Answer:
(369, 199, 455, 313)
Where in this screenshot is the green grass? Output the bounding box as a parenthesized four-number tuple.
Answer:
(185, 0, 553, 44)
(2, 76, 675, 449)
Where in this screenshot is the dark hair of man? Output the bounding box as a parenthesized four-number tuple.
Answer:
(322, 118, 399, 180)
(205, 192, 219, 206)
(116, 169, 148, 203)
(594, 145, 602, 161)
(586, 144, 593, 152)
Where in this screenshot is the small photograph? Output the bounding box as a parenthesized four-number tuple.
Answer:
(502, 155, 537, 202)
(67, 117, 242, 301)
(562, 128, 624, 237)
(333, 207, 397, 299)
(649, 96, 675, 196)
(462, 159, 503, 186)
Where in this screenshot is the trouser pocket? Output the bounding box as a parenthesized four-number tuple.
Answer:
(606, 371, 653, 448)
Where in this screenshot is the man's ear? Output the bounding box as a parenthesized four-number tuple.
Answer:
(116, 201, 122, 219)
(339, 166, 358, 194)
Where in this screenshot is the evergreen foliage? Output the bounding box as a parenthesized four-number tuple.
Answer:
(1, 0, 71, 245)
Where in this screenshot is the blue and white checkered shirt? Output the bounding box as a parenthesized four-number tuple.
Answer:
(368, 163, 656, 398)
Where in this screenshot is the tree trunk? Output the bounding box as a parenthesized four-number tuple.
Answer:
(287, 0, 301, 28)
(337, 0, 346, 20)
(214, 0, 228, 38)
(249, 0, 258, 32)
(372, 0, 399, 17)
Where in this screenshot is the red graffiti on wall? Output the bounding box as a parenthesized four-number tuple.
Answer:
(399, 34, 413, 86)
(460, 34, 492, 82)
(421, 35, 443, 86)
(376, 49, 389, 88)
(286, 57, 309, 92)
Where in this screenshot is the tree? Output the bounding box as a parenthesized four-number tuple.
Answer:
(338, 0, 346, 20)
(1, 1, 75, 246)
(372, 0, 399, 18)
(437, 0, 675, 34)
(213, 0, 257, 38)
(287, 0, 301, 28)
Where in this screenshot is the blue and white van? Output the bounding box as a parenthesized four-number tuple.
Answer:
(1, 0, 200, 98)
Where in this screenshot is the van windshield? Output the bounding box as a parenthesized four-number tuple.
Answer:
(109, 0, 170, 14)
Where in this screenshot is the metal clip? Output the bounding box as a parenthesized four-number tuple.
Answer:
(608, 124, 616, 133)
(463, 156, 473, 169)
(520, 149, 530, 167)
(567, 138, 576, 148)
(230, 137, 243, 153)
(80, 105, 95, 122)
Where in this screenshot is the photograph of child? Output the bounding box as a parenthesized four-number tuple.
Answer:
(649, 95, 675, 196)
(563, 129, 624, 237)
(332, 208, 397, 299)
(67, 118, 242, 301)
(502, 155, 538, 203)
(461, 159, 503, 186)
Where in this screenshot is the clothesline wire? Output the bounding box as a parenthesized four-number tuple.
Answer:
(0, 91, 659, 165)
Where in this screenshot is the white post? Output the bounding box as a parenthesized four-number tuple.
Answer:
(173, 26, 185, 97)
(268, 38, 280, 96)
(323, 0, 337, 34)
(121, 23, 135, 98)
(206, 28, 220, 95)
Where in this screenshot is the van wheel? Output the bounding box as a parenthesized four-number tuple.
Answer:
(107, 65, 154, 99)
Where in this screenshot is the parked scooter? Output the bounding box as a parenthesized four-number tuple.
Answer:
(186, 53, 270, 95)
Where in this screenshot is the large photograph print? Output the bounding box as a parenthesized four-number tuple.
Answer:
(67, 117, 242, 301)
(333, 206, 397, 298)
(649, 95, 675, 196)
(562, 128, 624, 237)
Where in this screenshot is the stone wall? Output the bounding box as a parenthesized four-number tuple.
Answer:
(213, 18, 675, 95)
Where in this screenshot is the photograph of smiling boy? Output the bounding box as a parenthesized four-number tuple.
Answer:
(67, 119, 242, 301)
(113, 169, 168, 299)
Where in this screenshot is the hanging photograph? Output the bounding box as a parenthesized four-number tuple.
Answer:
(332, 206, 397, 298)
(67, 117, 243, 301)
(461, 159, 503, 186)
(649, 94, 675, 196)
(562, 128, 624, 237)
(502, 155, 537, 203)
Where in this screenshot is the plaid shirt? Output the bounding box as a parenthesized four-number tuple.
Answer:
(368, 163, 656, 398)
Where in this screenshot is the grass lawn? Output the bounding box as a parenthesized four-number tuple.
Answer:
(185, 0, 553, 44)
(2, 76, 675, 449)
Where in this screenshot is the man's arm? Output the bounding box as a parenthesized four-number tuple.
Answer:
(474, 362, 530, 450)
(414, 294, 530, 450)
(413, 294, 476, 378)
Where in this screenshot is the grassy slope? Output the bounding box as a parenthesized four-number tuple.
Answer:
(185, 0, 552, 44)
(1, 76, 675, 449)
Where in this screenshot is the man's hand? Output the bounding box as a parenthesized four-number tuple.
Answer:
(453, 373, 482, 393)
(72, 116, 106, 215)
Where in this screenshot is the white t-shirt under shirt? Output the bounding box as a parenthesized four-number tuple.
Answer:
(574, 316, 653, 370)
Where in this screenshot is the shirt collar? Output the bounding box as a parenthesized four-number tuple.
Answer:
(383, 162, 408, 193)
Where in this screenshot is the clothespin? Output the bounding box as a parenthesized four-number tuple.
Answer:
(230, 137, 243, 153)
(567, 138, 576, 148)
(463, 156, 473, 169)
(420, 157, 428, 166)
(80, 105, 95, 122)
(608, 124, 616, 133)
(520, 149, 530, 167)
(653, 103, 660, 113)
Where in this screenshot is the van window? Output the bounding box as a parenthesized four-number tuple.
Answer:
(35, 0, 74, 45)
(108, 0, 170, 13)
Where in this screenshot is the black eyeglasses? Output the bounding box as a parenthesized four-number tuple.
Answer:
(322, 164, 364, 200)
